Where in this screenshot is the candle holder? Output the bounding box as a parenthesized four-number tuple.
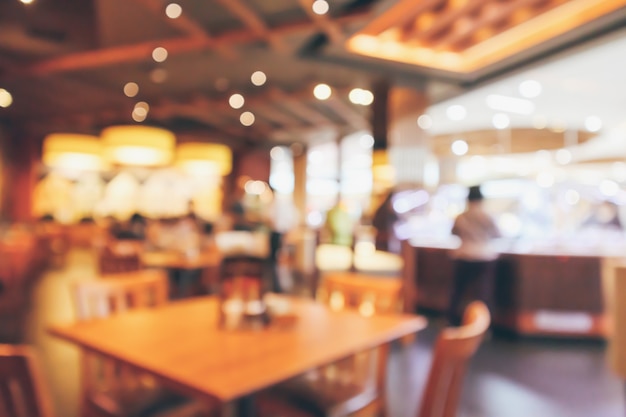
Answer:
(218, 276, 270, 330)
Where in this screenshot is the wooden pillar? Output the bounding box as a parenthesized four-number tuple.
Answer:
(292, 146, 307, 226)
(370, 84, 431, 197)
(0, 125, 39, 222)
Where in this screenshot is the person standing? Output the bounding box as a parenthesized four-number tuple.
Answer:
(448, 185, 501, 325)
(372, 191, 400, 253)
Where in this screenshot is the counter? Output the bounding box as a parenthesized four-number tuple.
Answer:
(401, 238, 622, 338)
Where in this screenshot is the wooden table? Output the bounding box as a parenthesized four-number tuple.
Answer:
(49, 296, 426, 415)
(141, 250, 222, 270)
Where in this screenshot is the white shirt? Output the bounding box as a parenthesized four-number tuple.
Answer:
(451, 203, 501, 261)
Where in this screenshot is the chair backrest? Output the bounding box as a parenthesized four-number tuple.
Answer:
(417, 301, 491, 417)
(72, 270, 169, 396)
(316, 272, 404, 407)
(72, 269, 169, 320)
(97, 241, 142, 275)
(316, 272, 403, 316)
(0, 344, 54, 417)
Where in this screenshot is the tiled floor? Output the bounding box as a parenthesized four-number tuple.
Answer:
(14, 249, 626, 417)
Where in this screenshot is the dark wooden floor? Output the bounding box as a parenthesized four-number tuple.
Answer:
(12, 249, 626, 417)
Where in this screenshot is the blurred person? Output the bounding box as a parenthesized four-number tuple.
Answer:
(448, 185, 501, 325)
(583, 200, 623, 230)
(267, 191, 298, 292)
(324, 200, 356, 247)
(372, 190, 400, 253)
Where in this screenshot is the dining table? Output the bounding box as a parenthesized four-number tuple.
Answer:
(49, 295, 427, 417)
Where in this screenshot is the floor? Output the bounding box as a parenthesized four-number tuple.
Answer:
(10, 248, 626, 417)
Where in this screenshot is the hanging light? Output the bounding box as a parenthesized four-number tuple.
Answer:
(102, 125, 175, 167)
(176, 142, 232, 176)
(42, 133, 104, 171)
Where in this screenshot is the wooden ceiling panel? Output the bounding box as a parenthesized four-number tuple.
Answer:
(1, 0, 624, 155)
(348, 0, 626, 74)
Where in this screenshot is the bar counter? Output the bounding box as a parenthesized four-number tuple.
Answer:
(401, 238, 625, 338)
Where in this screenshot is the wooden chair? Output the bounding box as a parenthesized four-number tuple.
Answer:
(261, 272, 404, 417)
(0, 344, 55, 417)
(72, 270, 218, 417)
(417, 301, 491, 417)
(97, 242, 142, 275)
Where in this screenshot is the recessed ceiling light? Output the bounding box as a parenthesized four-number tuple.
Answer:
(312, 0, 329, 15)
(486, 94, 534, 115)
(270, 146, 286, 160)
(123, 82, 139, 97)
(555, 149, 572, 165)
(446, 105, 466, 121)
(240, 111, 255, 126)
(600, 179, 619, 196)
(417, 114, 432, 130)
(132, 109, 147, 122)
(229, 94, 245, 109)
(165, 3, 182, 19)
(152, 47, 168, 63)
(584, 115, 602, 132)
(492, 113, 510, 129)
(519, 80, 542, 98)
(313, 83, 331, 100)
(451, 139, 468, 156)
(135, 101, 149, 110)
(348, 88, 373, 106)
(0, 88, 13, 108)
(251, 71, 267, 86)
(20, 0, 34, 4)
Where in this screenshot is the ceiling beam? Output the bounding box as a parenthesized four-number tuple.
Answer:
(323, 96, 370, 129)
(7, 11, 370, 79)
(359, 0, 446, 36)
(297, 0, 345, 44)
(412, 0, 486, 43)
(266, 87, 337, 126)
(438, 0, 565, 50)
(214, 0, 289, 52)
(130, 0, 237, 59)
(246, 103, 306, 127)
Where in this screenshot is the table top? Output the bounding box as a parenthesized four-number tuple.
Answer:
(141, 250, 221, 269)
(49, 296, 426, 402)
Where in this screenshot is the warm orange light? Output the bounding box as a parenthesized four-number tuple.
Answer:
(102, 125, 175, 167)
(176, 142, 232, 176)
(42, 133, 104, 171)
(348, 0, 626, 73)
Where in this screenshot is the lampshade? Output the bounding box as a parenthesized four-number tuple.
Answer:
(42, 133, 104, 171)
(101, 125, 175, 167)
(176, 142, 232, 176)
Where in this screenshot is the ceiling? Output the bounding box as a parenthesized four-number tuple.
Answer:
(0, 0, 625, 154)
(427, 26, 626, 161)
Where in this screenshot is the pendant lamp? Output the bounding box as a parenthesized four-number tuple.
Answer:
(176, 142, 232, 176)
(102, 125, 175, 167)
(42, 133, 104, 171)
